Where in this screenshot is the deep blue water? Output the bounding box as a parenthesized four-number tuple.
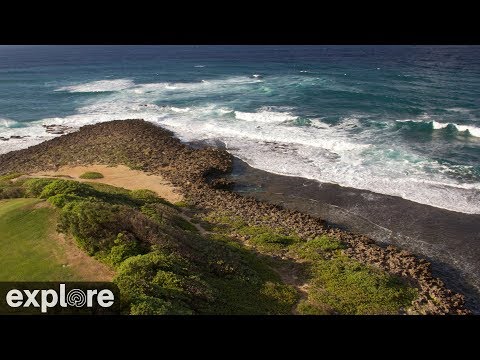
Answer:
(1, 45, 479, 213)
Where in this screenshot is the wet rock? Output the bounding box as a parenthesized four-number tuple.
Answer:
(42, 124, 73, 135)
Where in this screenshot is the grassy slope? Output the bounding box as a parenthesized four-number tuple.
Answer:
(0, 198, 105, 281)
(0, 177, 417, 314)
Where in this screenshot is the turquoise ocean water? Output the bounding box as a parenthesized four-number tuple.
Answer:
(1, 45, 479, 214)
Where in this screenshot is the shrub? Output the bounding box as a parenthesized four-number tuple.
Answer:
(23, 178, 55, 197)
(40, 180, 94, 199)
(251, 233, 297, 247)
(114, 251, 212, 314)
(47, 193, 83, 208)
(299, 254, 417, 315)
(173, 200, 190, 208)
(129, 296, 174, 315)
(79, 171, 104, 179)
(0, 186, 25, 199)
(130, 189, 159, 203)
(107, 232, 144, 267)
(59, 199, 120, 255)
(238, 225, 299, 250)
(0, 172, 23, 183)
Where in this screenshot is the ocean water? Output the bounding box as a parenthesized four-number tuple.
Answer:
(1, 45, 480, 214)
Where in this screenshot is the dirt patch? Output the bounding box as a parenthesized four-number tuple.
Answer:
(31, 201, 52, 209)
(54, 231, 115, 281)
(31, 164, 184, 203)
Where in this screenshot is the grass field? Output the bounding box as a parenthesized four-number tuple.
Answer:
(0, 198, 112, 281)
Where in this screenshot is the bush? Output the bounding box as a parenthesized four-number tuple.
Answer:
(107, 232, 144, 267)
(299, 254, 417, 315)
(40, 180, 94, 199)
(0, 186, 25, 199)
(59, 199, 120, 255)
(114, 251, 212, 314)
(129, 296, 174, 315)
(79, 172, 104, 179)
(129, 296, 193, 315)
(238, 225, 299, 250)
(251, 233, 297, 247)
(47, 193, 83, 208)
(130, 189, 159, 203)
(174, 200, 190, 208)
(23, 178, 55, 197)
(0, 172, 23, 183)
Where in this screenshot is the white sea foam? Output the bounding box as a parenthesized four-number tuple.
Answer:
(234, 110, 297, 123)
(455, 124, 480, 137)
(432, 121, 480, 137)
(396, 119, 424, 123)
(0, 118, 18, 128)
(432, 120, 449, 129)
(157, 109, 480, 214)
(56, 79, 135, 93)
(396, 118, 480, 137)
(2, 75, 480, 214)
(170, 107, 190, 113)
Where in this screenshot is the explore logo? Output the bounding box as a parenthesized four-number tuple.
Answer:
(0, 282, 120, 314)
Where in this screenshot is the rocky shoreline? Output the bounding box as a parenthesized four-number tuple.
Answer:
(0, 119, 469, 314)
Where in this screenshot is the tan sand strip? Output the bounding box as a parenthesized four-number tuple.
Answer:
(30, 164, 184, 203)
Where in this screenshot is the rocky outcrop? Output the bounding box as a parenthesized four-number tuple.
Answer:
(43, 124, 73, 135)
(0, 119, 469, 314)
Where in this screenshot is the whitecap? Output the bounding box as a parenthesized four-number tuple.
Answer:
(0, 118, 18, 128)
(234, 110, 297, 123)
(432, 120, 449, 129)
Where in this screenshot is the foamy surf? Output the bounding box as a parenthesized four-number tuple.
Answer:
(0, 118, 19, 128)
(235, 110, 298, 123)
(56, 79, 135, 93)
(2, 70, 480, 215)
(397, 119, 480, 137)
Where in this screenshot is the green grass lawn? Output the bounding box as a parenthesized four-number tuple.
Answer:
(0, 198, 86, 281)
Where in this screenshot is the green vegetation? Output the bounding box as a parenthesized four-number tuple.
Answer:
(291, 236, 417, 314)
(79, 171, 104, 179)
(0, 177, 297, 314)
(0, 173, 26, 199)
(203, 211, 418, 314)
(173, 200, 190, 208)
(0, 173, 417, 314)
(0, 198, 83, 281)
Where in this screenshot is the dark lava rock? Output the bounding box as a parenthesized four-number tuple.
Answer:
(43, 124, 72, 135)
(0, 119, 469, 315)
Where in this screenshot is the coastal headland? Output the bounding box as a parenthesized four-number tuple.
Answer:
(0, 119, 469, 314)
